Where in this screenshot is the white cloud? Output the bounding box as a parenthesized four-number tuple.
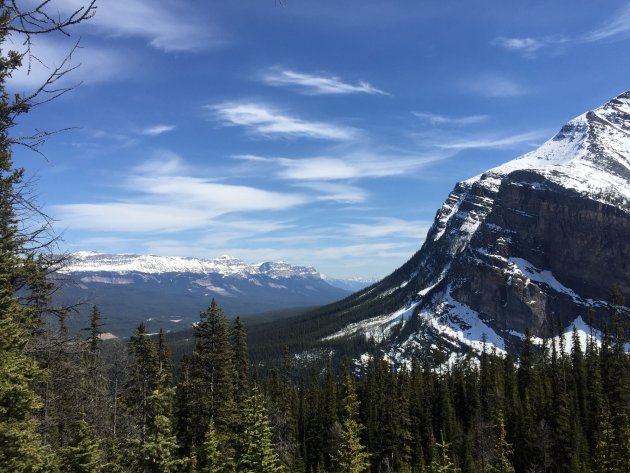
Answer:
(493, 5, 630, 58)
(464, 75, 527, 98)
(261, 68, 388, 95)
(58, 0, 220, 52)
(141, 125, 175, 136)
(296, 182, 368, 204)
(583, 4, 630, 43)
(312, 242, 413, 260)
(7, 37, 130, 91)
(132, 151, 189, 175)
(235, 152, 442, 181)
(345, 218, 431, 239)
(54, 158, 308, 233)
(413, 112, 488, 126)
(491, 36, 567, 57)
(210, 102, 357, 141)
(437, 130, 547, 150)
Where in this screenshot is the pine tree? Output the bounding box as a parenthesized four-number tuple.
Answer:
(197, 422, 223, 473)
(333, 373, 370, 473)
(0, 16, 50, 467)
(190, 299, 237, 453)
(231, 316, 249, 402)
(487, 415, 514, 473)
(125, 321, 160, 446)
(61, 413, 102, 473)
(86, 305, 104, 353)
(429, 433, 461, 473)
(238, 387, 283, 473)
(134, 385, 184, 473)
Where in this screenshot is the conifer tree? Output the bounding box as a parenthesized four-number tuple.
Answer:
(231, 316, 249, 401)
(333, 373, 370, 473)
(125, 321, 160, 446)
(87, 305, 104, 353)
(190, 299, 237, 454)
(487, 414, 514, 473)
(134, 385, 183, 473)
(62, 413, 102, 473)
(197, 422, 223, 473)
(238, 387, 283, 473)
(429, 433, 461, 473)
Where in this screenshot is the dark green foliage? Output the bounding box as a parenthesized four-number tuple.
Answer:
(185, 299, 238, 471)
(333, 373, 370, 473)
(61, 413, 102, 473)
(238, 387, 283, 473)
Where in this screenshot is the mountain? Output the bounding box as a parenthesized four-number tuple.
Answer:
(321, 275, 380, 292)
(270, 91, 630, 362)
(54, 252, 356, 335)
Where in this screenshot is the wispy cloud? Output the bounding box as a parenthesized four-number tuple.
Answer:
(464, 75, 527, 98)
(345, 218, 431, 239)
(583, 4, 630, 43)
(141, 125, 176, 136)
(493, 4, 630, 57)
(210, 102, 358, 141)
(59, 0, 221, 52)
(54, 156, 307, 233)
(296, 182, 368, 204)
(235, 152, 443, 181)
(413, 112, 488, 126)
(261, 68, 388, 95)
(7, 37, 130, 90)
(491, 36, 567, 58)
(436, 130, 547, 150)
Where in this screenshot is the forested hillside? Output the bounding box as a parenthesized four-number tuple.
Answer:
(19, 297, 630, 472)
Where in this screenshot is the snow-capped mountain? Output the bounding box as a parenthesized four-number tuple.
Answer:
(55, 253, 361, 335)
(61, 252, 323, 280)
(292, 91, 630, 360)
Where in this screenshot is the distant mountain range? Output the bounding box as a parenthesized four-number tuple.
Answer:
(261, 91, 630, 363)
(54, 252, 375, 336)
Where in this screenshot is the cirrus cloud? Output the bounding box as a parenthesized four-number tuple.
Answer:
(261, 68, 388, 95)
(210, 102, 358, 141)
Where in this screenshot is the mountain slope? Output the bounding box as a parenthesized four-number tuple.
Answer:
(54, 253, 356, 335)
(276, 91, 630, 360)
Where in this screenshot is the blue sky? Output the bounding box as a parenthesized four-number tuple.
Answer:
(8, 0, 630, 278)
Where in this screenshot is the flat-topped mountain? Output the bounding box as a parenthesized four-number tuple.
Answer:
(55, 253, 367, 335)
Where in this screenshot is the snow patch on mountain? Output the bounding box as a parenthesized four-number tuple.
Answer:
(61, 252, 322, 280)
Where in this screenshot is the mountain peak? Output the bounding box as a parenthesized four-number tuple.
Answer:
(466, 91, 630, 210)
(292, 92, 630, 362)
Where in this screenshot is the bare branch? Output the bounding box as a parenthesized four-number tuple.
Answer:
(6, 1, 97, 36)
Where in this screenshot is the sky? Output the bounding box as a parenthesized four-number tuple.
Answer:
(7, 0, 630, 279)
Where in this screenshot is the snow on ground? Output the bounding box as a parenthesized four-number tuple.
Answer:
(322, 302, 420, 344)
(415, 289, 506, 354)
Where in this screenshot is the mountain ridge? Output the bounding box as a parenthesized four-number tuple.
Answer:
(277, 91, 630, 362)
(54, 252, 373, 335)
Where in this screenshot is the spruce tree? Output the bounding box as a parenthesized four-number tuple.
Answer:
(125, 321, 160, 446)
(429, 433, 461, 473)
(238, 387, 283, 473)
(333, 373, 370, 473)
(231, 316, 249, 401)
(61, 413, 102, 473)
(190, 299, 237, 453)
(134, 385, 183, 473)
(0, 11, 51, 467)
(487, 415, 514, 473)
(197, 422, 223, 473)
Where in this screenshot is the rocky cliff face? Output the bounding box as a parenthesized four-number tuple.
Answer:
(313, 91, 630, 357)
